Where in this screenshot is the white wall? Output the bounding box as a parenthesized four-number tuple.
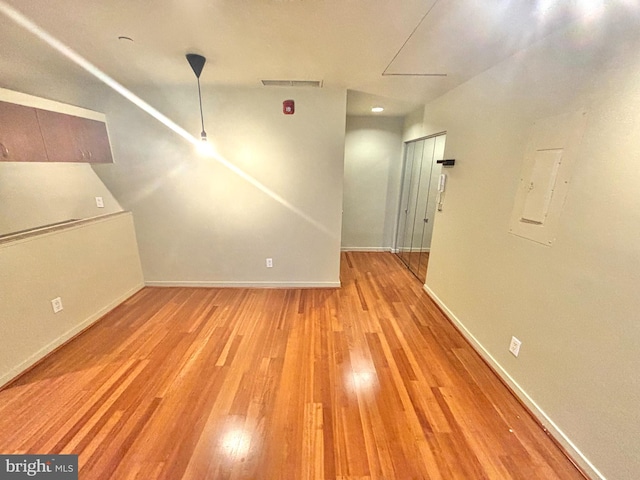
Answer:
(95, 86, 346, 287)
(415, 6, 640, 480)
(0, 88, 123, 235)
(403, 106, 426, 142)
(0, 163, 122, 235)
(0, 212, 144, 387)
(342, 115, 404, 250)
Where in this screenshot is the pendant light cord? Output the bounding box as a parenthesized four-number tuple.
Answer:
(197, 77, 206, 138)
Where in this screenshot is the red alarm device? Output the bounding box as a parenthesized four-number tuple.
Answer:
(283, 99, 295, 115)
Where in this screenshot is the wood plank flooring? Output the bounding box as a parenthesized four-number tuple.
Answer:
(0, 252, 586, 479)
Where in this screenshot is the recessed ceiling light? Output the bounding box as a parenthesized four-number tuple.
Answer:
(371, 107, 384, 113)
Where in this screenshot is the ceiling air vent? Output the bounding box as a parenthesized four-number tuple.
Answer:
(261, 80, 323, 88)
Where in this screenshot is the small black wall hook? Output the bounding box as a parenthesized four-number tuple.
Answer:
(436, 159, 455, 167)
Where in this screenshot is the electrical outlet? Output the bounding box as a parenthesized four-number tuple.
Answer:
(51, 297, 63, 314)
(95, 196, 104, 208)
(509, 336, 522, 357)
(266, 258, 273, 268)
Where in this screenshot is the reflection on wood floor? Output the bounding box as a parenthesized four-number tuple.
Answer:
(0, 252, 585, 479)
(396, 250, 430, 282)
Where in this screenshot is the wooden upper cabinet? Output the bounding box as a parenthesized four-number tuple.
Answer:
(0, 101, 48, 162)
(36, 110, 83, 162)
(79, 118, 113, 163)
(36, 110, 113, 163)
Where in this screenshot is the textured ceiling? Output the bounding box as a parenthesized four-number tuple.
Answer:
(0, 0, 619, 116)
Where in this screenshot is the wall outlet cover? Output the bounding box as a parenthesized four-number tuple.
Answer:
(51, 297, 63, 313)
(509, 336, 522, 357)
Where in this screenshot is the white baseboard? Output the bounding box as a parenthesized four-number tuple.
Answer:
(423, 284, 605, 480)
(341, 247, 391, 252)
(0, 283, 144, 389)
(145, 280, 341, 289)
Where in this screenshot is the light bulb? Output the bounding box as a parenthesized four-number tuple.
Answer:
(196, 138, 215, 157)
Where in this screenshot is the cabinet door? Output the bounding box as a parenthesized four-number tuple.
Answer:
(36, 110, 113, 163)
(36, 109, 86, 162)
(0, 101, 48, 162)
(80, 118, 113, 163)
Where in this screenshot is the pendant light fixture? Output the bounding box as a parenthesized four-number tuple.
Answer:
(186, 53, 208, 142)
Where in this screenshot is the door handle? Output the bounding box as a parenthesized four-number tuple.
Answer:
(424, 218, 429, 223)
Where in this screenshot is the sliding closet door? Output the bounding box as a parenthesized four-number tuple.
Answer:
(408, 136, 435, 275)
(415, 134, 446, 279)
(396, 141, 415, 261)
(398, 139, 425, 266)
(395, 133, 447, 281)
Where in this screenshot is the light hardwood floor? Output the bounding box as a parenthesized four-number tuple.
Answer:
(0, 252, 586, 479)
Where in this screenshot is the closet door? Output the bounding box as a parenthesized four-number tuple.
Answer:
(399, 139, 425, 266)
(396, 141, 415, 261)
(415, 135, 446, 279)
(395, 133, 447, 281)
(408, 136, 435, 275)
